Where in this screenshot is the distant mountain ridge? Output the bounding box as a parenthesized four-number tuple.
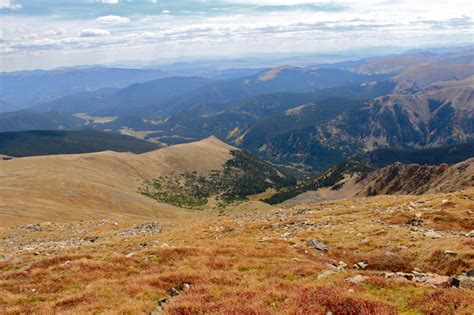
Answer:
(0, 67, 169, 111)
(0, 130, 160, 157)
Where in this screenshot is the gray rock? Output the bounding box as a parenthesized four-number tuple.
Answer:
(443, 250, 457, 257)
(346, 275, 368, 284)
(424, 230, 442, 239)
(84, 236, 99, 243)
(0, 254, 8, 262)
(317, 270, 335, 280)
(451, 276, 474, 289)
(25, 223, 42, 231)
(336, 261, 347, 270)
(353, 261, 368, 269)
(467, 269, 474, 277)
(307, 239, 328, 251)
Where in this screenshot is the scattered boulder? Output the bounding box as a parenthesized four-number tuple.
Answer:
(25, 224, 42, 232)
(84, 236, 99, 243)
(406, 218, 423, 227)
(396, 272, 414, 281)
(332, 261, 347, 270)
(443, 250, 457, 257)
(317, 270, 335, 280)
(119, 221, 161, 236)
(347, 275, 368, 284)
(425, 275, 450, 288)
(307, 239, 328, 251)
(424, 230, 441, 239)
(0, 154, 13, 161)
(465, 230, 474, 238)
(0, 254, 8, 262)
(451, 276, 474, 289)
(353, 261, 368, 270)
(467, 269, 474, 277)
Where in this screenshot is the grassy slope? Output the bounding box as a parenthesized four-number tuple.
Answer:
(0, 189, 473, 313)
(0, 136, 234, 226)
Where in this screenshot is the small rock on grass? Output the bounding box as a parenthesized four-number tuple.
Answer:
(0, 254, 8, 262)
(443, 250, 457, 257)
(307, 239, 328, 251)
(451, 276, 474, 289)
(424, 230, 441, 239)
(425, 275, 450, 288)
(347, 275, 368, 284)
(317, 270, 336, 280)
(353, 261, 368, 269)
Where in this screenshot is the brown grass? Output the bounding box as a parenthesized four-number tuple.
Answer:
(0, 189, 473, 313)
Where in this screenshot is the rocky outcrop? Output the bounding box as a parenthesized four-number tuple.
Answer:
(355, 158, 474, 197)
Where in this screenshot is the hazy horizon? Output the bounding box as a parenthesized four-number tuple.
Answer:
(1, 0, 473, 71)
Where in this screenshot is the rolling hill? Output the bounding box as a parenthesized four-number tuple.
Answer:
(0, 136, 292, 225)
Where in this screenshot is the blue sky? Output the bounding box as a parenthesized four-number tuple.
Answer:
(0, 0, 473, 71)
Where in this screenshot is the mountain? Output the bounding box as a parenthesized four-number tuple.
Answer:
(350, 51, 437, 75)
(231, 98, 366, 173)
(0, 67, 169, 111)
(282, 157, 474, 206)
(34, 76, 212, 115)
(349, 49, 474, 76)
(393, 63, 474, 93)
(0, 136, 292, 224)
(324, 79, 474, 150)
(354, 158, 474, 197)
(167, 66, 388, 112)
(264, 156, 376, 204)
(0, 130, 160, 157)
(0, 110, 84, 132)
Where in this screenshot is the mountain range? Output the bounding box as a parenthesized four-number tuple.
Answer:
(1, 48, 473, 175)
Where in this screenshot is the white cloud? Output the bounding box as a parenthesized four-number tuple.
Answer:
(100, 0, 119, 4)
(150, 0, 158, 4)
(0, 0, 22, 10)
(1, 0, 473, 71)
(96, 15, 130, 25)
(79, 29, 111, 37)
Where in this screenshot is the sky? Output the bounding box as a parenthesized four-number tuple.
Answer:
(0, 0, 473, 71)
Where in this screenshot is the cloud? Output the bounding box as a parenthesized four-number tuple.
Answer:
(150, 0, 158, 4)
(100, 0, 119, 4)
(0, 0, 22, 10)
(96, 15, 130, 25)
(161, 10, 170, 14)
(79, 29, 111, 37)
